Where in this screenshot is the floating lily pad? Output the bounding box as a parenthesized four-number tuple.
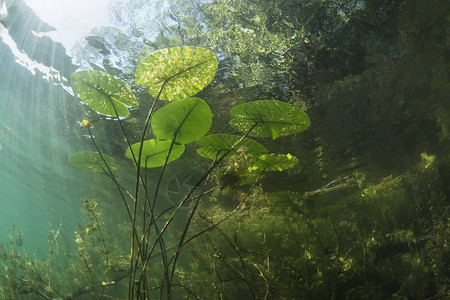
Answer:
(230, 100, 310, 140)
(71, 70, 138, 117)
(125, 139, 185, 168)
(152, 97, 211, 144)
(196, 134, 267, 160)
(249, 153, 298, 172)
(135, 46, 217, 101)
(69, 151, 119, 173)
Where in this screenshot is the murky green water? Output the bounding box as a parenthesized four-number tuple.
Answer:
(0, 0, 448, 299)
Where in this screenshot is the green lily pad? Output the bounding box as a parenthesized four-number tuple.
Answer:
(249, 153, 298, 172)
(71, 70, 138, 117)
(152, 97, 212, 144)
(135, 46, 217, 101)
(196, 134, 267, 160)
(230, 100, 310, 140)
(125, 139, 185, 168)
(69, 151, 119, 173)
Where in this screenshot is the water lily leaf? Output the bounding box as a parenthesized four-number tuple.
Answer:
(249, 153, 298, 172)
(152, 98, 211, 144)
(135, 46, 217, 101)
(196, 134, 267, 160)
(230, 100, 310, 140)
(71, 70, 138, 117)
(69, 151, 118, 172)
(125, 139, 185, 168)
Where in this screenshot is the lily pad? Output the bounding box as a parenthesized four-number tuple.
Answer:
(230, 100, 310, 140)
(69, 151, 119, 173)
(135, 46, 217, 101)
(196, 134, 267, 160)
(125, 139, 185, 168)
(249, 153, 298, 172)
(71, 70, 138, 117)
(152, 97, 212, 144)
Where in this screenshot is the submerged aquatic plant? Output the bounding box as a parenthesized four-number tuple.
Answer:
(1, 41, 448, 300)
(2, 0, 449, 297)
(66, 45, 310, 298)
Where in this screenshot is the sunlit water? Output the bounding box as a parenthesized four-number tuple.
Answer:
(0, 0, 176, 257)
(0, 0, 109, 255)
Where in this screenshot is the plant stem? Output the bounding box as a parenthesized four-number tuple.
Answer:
(129, 81, 168, 299)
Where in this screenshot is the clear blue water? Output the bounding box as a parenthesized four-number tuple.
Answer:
(0, 76, 87, 255)
(0, 0, 168, 257)
(0, 0, 93, 255)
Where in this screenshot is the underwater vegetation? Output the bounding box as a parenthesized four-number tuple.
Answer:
(1, 0, 449, 299)
(1, 43, 448, 299)
(1, 45, 310, 299)
(67, 45, 309, 299)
